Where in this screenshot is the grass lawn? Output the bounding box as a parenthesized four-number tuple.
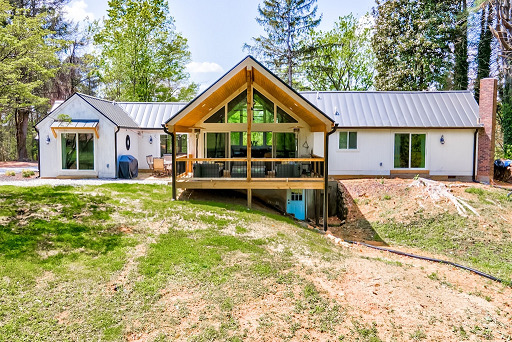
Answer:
(0, 183, 511, 341)
(370, 186, 512, 282)
(0, 184, 347, 341)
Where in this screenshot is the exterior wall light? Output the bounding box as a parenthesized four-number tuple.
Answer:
(440, 135, 445, 144)
(149, 136, 153, 144)
(45, 135, 51, 144)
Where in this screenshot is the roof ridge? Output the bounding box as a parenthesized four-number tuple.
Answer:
(300, 90, 472, 94)
(118, 101, 188, 105)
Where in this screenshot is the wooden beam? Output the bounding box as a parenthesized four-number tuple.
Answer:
(247, 66, 253, 181)
(174, 178, 324, 190)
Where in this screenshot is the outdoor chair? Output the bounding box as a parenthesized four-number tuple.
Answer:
(146, 155, 154, 170)
(163, 154, 172, 175)
(153, 158, 166, 176)
(275, 163, 301, 178)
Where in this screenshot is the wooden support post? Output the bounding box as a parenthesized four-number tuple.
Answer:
(171, 130, 177, 200)
(247, 188, 252, 208)
(246, 66, 253, 182)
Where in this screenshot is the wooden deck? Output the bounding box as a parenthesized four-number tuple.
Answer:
(175, 177, 324, 190)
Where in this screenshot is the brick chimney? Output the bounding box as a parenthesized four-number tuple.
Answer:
(476, 78, 498, 183)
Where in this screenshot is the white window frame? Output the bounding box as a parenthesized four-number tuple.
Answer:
(60, 131, 96, 171)
(392, 132, 428, 169)
(338, 131, 358, 151)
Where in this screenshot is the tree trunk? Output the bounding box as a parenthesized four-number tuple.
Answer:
(15, 108, 30, 161)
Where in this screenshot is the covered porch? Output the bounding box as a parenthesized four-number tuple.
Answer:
(165, 56, 334, 226)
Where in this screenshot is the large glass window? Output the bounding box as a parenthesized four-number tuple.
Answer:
(274, 132, 296, 158)
(227, 90, 247, 123)
(276, 106, 297, 123)
(160, 134, 188, 156)
(339, 132, 357, 150)
(253, 90, 274, 123)
(230, 132, 247, 157)
(251, 132, 272, 158)
(205, 107, 225, 123)
(61, 133, 94, 170)
(394, 133, 426, 168)
(206, 132, 227, 158)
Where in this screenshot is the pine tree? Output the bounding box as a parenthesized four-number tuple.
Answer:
(453, 0, 469, 90)
(474, 4, 493, 102)
(244, 0, 321, 87)
(0, 0, 60, 160)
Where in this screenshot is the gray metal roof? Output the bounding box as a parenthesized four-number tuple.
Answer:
(118, 102, 187, 129)
(78, 94, 139, 128)
(300, 91, 481, 128)
(51, 121, 99, 129)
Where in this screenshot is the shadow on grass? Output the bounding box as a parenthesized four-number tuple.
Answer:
(180, 189, 297, 226)
(330, 182, 387, 246)
(0, 185, 122, 262)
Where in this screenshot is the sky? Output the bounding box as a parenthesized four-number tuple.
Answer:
(64, 0, 376, 90)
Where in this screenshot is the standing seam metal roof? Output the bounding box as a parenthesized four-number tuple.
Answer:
(118, 102, 187, 129)
(299, 91, 481, 128)
(78, 94, 139, 128)
(65, 91, 481, 130)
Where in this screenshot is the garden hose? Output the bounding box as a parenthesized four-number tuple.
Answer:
(344, 240, 512, 287)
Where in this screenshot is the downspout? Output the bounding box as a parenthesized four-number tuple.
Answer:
(472, 129, 478, 182)
(115, 126, 120, 178)
(323, 124, 338, 231)
(163, 124, 176, 200)
(34, 125, 41, 178)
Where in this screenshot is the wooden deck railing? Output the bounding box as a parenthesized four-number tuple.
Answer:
(175, 157, 324, 180)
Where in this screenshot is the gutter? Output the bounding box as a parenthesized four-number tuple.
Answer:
(323, 124, 339, 231)
(34, 125, 41, 178)
(473, 129, 478, 182)
(163, 124, 176, 200)
(114, 126, 120, 178)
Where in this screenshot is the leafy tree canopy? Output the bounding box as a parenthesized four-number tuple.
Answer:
(302, 14, 374, 91)
(372, 0, 459, 91)
(93, 0, 197, 102)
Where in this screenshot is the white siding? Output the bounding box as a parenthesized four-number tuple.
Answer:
(36, 95, 117, 178)
(328, 128, 476, 176)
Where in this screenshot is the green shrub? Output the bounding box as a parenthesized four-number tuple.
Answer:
(5, 171, 16, 177)
(22, 170, 35, 178)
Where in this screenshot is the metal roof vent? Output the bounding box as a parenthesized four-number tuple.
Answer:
(334, 106, 340, 116)
(316, 91, 320, 100)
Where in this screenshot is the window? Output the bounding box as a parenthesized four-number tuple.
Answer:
(205, 107, 225, 123)
(394, 133, 426, 168)
(160, 134, 188, 156)
(339, 132, 357, 150)
(227, 90, 247, 123)
(61, 133, 94, 170)
(206, 132, 227, 158)
(276, 106, 297, 123)
(253, 90, 274, 123)
(274, 132, 296, 158)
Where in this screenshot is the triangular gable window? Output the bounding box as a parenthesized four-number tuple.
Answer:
(276, 106, 297, 123)
(205, 107, 225, 123)
(253, 90, 274, 123)
(227, 90, 248, 123)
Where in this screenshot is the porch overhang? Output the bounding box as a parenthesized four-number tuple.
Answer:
(50, 120, 99, 138)
(165, 56, 334, 133)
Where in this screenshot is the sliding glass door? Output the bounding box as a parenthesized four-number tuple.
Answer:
(394, 133, 426, 168)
